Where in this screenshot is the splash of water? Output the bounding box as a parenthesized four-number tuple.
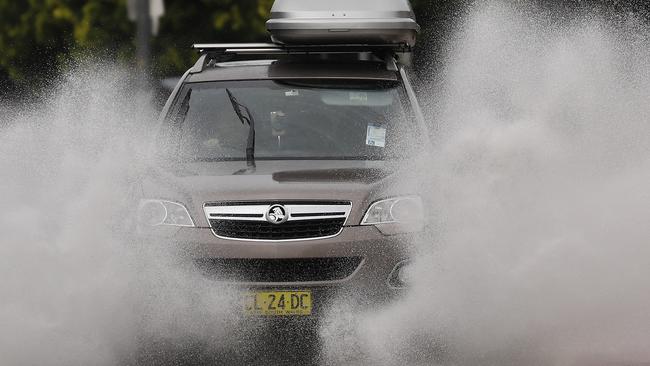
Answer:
(0, 65, 243, 365)
(4, 3, 650, 364)
(322, 2, 650, 365)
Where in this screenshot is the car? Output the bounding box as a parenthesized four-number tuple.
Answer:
(135, 0, 428, 359)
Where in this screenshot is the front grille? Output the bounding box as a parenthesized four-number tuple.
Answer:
(209, 218, 345, 240)
(195, 257, 363, 283)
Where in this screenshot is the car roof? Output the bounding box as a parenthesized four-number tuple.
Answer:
(185, 59, 399, 83)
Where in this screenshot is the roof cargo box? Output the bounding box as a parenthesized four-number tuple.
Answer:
(266, 0, 420, 47)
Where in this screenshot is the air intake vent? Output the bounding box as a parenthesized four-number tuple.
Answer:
(195, 257, 363, 283)
(210, 218, 345, 240)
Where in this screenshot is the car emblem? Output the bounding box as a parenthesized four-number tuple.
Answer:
(265, 204, 288, 224)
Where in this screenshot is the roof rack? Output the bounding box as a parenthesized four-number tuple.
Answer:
(193, 42, 411, 55)
(190, 43, 407, 73)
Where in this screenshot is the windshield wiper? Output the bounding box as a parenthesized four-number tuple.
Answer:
(225, 89, 256, 173)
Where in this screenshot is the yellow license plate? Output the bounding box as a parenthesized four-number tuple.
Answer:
(244, 290, 312, 316)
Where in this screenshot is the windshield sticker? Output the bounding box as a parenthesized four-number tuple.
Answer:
(285, 90, 300, 97)
(366, 124, 386, 147)
(349, 92, 368, 104)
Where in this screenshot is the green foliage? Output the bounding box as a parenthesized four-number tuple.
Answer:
(0, 0, 133, 90)
(0, 0, 275, 91)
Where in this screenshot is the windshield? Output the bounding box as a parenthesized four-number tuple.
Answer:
(164, 80, 419, 161)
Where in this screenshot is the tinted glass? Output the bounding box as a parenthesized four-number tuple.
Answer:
(167, 80, 418, 161)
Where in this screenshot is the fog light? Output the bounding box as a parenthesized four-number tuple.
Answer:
(388, 260, 412, 288)
(396, 264, 414, 284)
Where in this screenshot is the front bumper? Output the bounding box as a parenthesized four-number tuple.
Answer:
(141, 225, 414, 315)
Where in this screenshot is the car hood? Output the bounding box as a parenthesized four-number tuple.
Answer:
(142, 160, 409, 227)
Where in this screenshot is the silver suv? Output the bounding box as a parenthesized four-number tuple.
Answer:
(137, 0, 427, 320)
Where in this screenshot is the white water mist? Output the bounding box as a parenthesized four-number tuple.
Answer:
(0, 65, 241, 365)
(323, 2, 650, 365)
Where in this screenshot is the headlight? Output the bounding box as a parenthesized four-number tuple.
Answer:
(361, 196, 423, 225)
(361, 196, 424, 234)
(137, 200, 195, 227)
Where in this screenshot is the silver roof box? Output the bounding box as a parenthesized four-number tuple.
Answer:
(266, 0, 420, 48)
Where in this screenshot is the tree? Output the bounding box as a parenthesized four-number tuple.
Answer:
(0, 0, 275, 95)
(0, 0, 133, 92)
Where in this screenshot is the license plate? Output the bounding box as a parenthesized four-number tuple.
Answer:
(243, 290, 312, 316)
